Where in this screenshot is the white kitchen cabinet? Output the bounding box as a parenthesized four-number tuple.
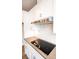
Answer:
(25, 46, 31, 59)
(31, 46, 45, 59)
(24, 41, 32, 59)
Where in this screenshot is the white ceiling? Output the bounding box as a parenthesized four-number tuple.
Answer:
(22, 0, 37, 11)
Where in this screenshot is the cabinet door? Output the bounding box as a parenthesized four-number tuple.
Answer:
(25, 45, 31, 59)
(32, 51, 44, 59)
(25, 43, 32, 59)
(31, 47, 45, 59)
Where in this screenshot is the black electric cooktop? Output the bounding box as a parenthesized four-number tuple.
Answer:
(31, 39, 56, 55)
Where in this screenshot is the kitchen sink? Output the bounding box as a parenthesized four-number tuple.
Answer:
(31, 39, 56, 55)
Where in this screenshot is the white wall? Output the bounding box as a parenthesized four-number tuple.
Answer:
(23, 10, 38, 38)
(29, 0, 56, 33)
(23, 0, 56, 39)
(29, 0, 55, 20)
